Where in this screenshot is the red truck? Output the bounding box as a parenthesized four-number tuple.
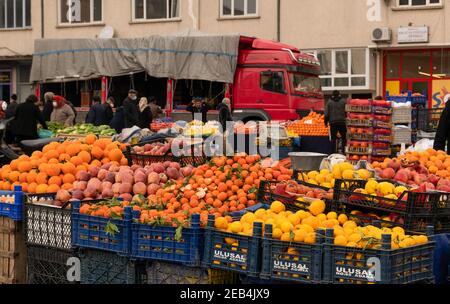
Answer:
(169, 36, 324, 122)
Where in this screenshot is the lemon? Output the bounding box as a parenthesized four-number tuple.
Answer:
(230, 222, 243, 233)
(308, 180, 318, 185)
(288, 214, 301, 226)
(309, 199, 326, 216)
(348, 233, 362, 243)
(214, 217, 229, 230)
(316, 213, 327, 222)
(337, 214, 348, 225)
(356, 169, 372, 180)
(365, 179, 379, 195)
(272, 228, 283, 239)
(304, 232, 316, 244)
(240, 213, 256, 224)
(392, 227, 405, 236)
(327, 212, 338, 220)
(342, 169, 355, 180)
(293, 229, 307, 242)
(332, 167, 342, 179)
(270, 201, 285, 214)
(295, 210, 308, 220)
(394, 186, 408, 197)
(340, 162, 355, 172)
(320, 169, 330, 176)
(280, 221, 294, 233)
(334, 235, 348, 246)
(377, 182, 395, 196)
(343, 220, 357, 231)
(307, 171, 319, 180)
(280, 232, 292, 242)
(321, 182, 332, 188)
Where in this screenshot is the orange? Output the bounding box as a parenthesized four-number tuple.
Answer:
(48, 176, 62, 186)
(70, 156, 83, 166)
(78, 150, 91, 163)
(46, 164, 61, 177)
(59, 153, 71, 162)
(108, 148, 123, 162)
(27, 183, 37, 193)
(66, 144, 81, 157)
(8, 171, 20, 183)
(36, 184, 48, 194)
(17, 161, 32, 173)
(61, 162, 76, 175)
(47, 184, 60, 193)
(62, 173, 75, 184)
(85, 134, 97, 145)
(61, 183, 73, 191)
(36, 172, 48, 185)
(91, 146, 103, 159)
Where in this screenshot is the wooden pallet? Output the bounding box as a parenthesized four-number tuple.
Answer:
(0, 217, 26, 284)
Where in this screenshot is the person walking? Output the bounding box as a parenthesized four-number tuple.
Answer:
(11, 95, 48, 142)
(85, 96, 109, 126)
(50, 95, 76, 127)
(148, 96, 163, 119)
(42, 92, 55, 121)
(324, 90, 347, 154)
(434, 101, 450, 153)
(217, 98, 233, 132)
(138, 97, 153, 129)
(187, 97, 209, 124)
(109, 99, 125, 134)
(123, 89, 139, 128)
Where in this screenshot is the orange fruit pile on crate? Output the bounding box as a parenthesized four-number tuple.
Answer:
(287, 112, 329, 136)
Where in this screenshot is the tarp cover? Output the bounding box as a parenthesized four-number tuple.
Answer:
(30, 30, 240, 84)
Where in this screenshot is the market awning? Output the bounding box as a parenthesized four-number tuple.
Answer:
(30, 30, 241, 84)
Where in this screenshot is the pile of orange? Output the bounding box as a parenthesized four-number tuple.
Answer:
(0, 135, 128, 194)
(287, 112, 329, 136)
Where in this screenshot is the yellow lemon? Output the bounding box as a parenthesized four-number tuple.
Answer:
(337, 214, 348, 225)
(343, 220, 357, 231)
(270, 201, 285, 214)
(307, 171, 319, 180)
(342, 169, 355, 180)
(280, 232, 292, 242)
(296, 197, 305, 202)
(309, 199, 326, 216)
(241, 213, 256, 224)
(392, 227, 405, 236)
(293, 229, 307, 242)
(340, 162, 355, 172)
(304, 232, 316, 244)
(356, 169, 372, 180)
(316, 213, 327, 222)
(288, 214, 301, 226)
(308, 179, 318, 185)
(334, 235, 348, 246)
(272, 228, 283, 239)
(230, 222, 243, 233)
(280, 221, 294, 233)
(332, 167, 342, 179)
(327, 212, 338, 220)
(395, 186, 408, 197)
(320, 169, 330, 176)
(365, 179, 379, 195)
(377, 182, 395, 196)
(214, 217, 229, 230)
(295, 210, 308, 220)
(321, 182, 332, 188)
(348, 233, 362, 243)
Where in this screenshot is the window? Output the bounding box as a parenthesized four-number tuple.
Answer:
(398, 0, 441, 7)
(0, 70, 11, 101)
(59, 0, 102, 24)
(221, 0, 258, 17)
(260, 71, 285, 94)
(0, 0, 31, 29)
(402, 51, 430, 78)
(386, 53, 401, 78)
(289, 73, 322, 96)
(133, 0, 179, 20)
(306, 48, 369, 89)
(432, 50, 450, 77)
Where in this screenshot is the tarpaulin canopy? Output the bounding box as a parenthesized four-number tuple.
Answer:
(30, 30, 241, 84)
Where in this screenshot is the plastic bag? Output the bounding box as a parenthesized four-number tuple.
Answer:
(319, 154, 347, 170)
(401, 138, 435, 155)
(38, 129, 54, 139)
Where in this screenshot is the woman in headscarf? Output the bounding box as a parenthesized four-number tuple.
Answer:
(137, 97, 153, 129)
(50, 95, 76, 127)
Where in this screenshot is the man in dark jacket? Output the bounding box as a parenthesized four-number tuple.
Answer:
(12, 95, 48, 142)
(123, 89, 139, 128)
(42, 92, 54, 122)
(325, 90, 347, 153)
(434, 102, 450, 153)
(5, 94, 18, 119)
(187, 97, 209, 124)
(86, 96, 108, 126)
(217, 98, 233, 132)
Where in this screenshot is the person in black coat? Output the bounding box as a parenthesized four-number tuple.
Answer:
(123, 89, 139, 128)
(104, 96, 115, 124)
(186, 97, 209, 124)
(434, 102, 450, 153)
(109, 99, 125, 134)
(42, 92, 55, 122)
(217, 98, 233, 132)
(85, 96, 109, 126)
(138, 97, 153, 129)
(12, 95, 48, 142)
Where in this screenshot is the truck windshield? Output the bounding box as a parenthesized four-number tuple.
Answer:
(289, 73, 322, 97)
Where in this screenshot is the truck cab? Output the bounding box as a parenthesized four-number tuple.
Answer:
(232, 37, 324, 122)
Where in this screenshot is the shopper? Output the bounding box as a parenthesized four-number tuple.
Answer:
(104, 96, 115, 124)
(86, 96, 109, 126)
(325, 90, 347, 154)
(434, 101, 450, 153)
(187, 97, 209, 124)
(109, 99, 125, 134)
(42, 92, 55, 121)
(217, 98, 233, 132)
(65, 99, 78, 125)
(138, 97, 153, 129)
(11, 95, 48, 142)
(5, 94, 18, 119)
(50, 95, 76, 127)
(149, 96, 163, 119)
(123, 89, 139, 128)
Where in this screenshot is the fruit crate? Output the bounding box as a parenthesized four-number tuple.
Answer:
(346, 104, 373, 113)
(371, 148, 392, 157)
(71, 201, 132, 255)
(347, 132, 373, 141)
(373, 106, 392, 115)
(146, 261, 239, 284)
(386, 91, 427, 106)
(0, 216, 26, 284)
(392, 107, 412, 124)
(26, 245, 78, 284)
(373, 134, 392, 142)
(294, 171, 333, 191)
(345, 146, 372, 155)
(0, 186, 24, 221)
(322, 228, 435, 284)
(25, 193, 72, 250)
(125, 138, 206, 167)
(79, 248, 147, 284)
(203, 214, 263, 276)
(131, 213, 203, 266)
(346, 119, 372, 128)
(257, 180, 317, 212)
(393, 127, 412, 145)
(260, 225, 324, 283)
(373, 120, 392, 129)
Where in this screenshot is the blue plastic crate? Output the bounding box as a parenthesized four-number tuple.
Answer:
(0, 186, 24, 221)
(131, 213, 203, 266)
(260, 225, 323, 283)
(322, 228, 435, 284)
(386, 91, 427, 106)
(71, 201, 132, 255)
(203, 214, 263, 276)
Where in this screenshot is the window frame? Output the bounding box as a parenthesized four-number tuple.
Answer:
(57, 0, 104, 26)
(397, 0, 442, 8)
(305, 48, 370, 91)
(0, 0, 31, 29)
(219, 0, 259, 19)
(260, 70, 287, 95)
(131, 0, 181, 22)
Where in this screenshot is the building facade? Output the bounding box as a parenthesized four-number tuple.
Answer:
(0, 0, 449, 107)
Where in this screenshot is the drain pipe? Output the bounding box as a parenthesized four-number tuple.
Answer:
(276, 0, 280, 41)
(41, 0, 44, 38)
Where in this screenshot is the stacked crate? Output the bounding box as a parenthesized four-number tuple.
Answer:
(345, 101, 373, 163)
(371, 101, 393, 162)
(392, 104, 412, 146)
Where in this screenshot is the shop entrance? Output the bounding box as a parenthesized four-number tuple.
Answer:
(0, 70, 12, 101)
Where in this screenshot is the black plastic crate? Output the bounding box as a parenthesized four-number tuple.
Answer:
(322, 228, 435, 284)
(146, 261, 239, 284)
(293, 170, 333, 191)
(260, 225, 324, 283)
(203, 215, 262, 276)
(416, 108, 443, 133)
(25, 193, 72, 250)
(26, 245, 78, 284)
(79, 249, 146, 284)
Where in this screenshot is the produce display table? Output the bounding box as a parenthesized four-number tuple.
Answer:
(293, 136, 333, 155)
